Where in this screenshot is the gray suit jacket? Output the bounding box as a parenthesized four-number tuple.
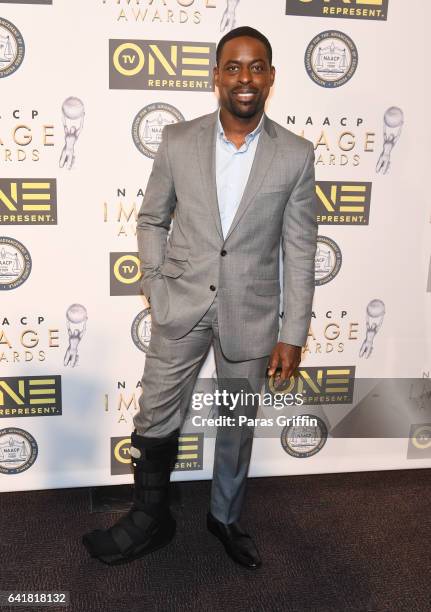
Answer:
(137, 110, 317, 361)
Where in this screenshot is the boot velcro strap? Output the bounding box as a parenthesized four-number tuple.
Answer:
(137, 470, 170, 488)
(110, 512, 156, 554)
(145, 442, 179, 462)
(134, 458, 169, 472)
(133, 502, 170, 519)
(110, 523, 134, 554)
(131, 509, 157, 531)
(136, 488, 168, 505)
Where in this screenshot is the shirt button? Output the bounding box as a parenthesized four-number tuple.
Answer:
(220, 250, 227, 256)
(210, 285, 216, 291)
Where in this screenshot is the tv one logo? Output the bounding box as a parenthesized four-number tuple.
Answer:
(111, 433, 204, 474)
(0, 179, 57, 225)
(109, 40, 216, 91)
(286, 0, 389, 21)
(110, 252, 142, 296)
(315, 181, 372, 225)
(0, 376, 62, 418)
(268, 366, 356, 404)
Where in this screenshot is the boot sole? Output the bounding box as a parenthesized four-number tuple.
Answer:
(83, 518, 176, 566)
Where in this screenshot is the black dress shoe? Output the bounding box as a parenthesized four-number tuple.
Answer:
(207, 512, 262, 569)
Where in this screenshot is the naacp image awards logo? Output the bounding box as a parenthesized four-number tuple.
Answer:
(314, 235, 342, 286)
(0, 237, 32, 290)
(132, 103, 184, 159)
(305, 30, 358, 88)
(131, 308, 152, 353)
(0, 17, 25, 78)
(281, 415, 328, 459)
(0, 427, 38, 474)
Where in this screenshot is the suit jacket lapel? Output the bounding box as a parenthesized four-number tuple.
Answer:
(197, 111, 224, 241)
(196, 111, 278, 243)
(224, 115, 277, 242)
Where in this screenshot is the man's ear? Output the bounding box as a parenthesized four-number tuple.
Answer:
(213, 65, 219, 88)
(270, 65, 276, 87)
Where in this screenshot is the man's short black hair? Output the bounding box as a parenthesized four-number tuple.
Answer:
(216, 26, 272, 66)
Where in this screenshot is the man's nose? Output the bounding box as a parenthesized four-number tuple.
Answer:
(238, 67, 252, 83)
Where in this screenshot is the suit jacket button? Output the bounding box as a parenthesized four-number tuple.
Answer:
(210, 285, 216, 291)
(220, 250, 227, 256)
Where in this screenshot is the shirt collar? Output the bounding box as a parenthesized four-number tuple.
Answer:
(217, 109, 264, 146)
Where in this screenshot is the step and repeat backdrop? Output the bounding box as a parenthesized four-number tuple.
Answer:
(0, 0, 430, 492)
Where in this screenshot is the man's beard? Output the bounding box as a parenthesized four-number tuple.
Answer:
(225, 92, 264, 119)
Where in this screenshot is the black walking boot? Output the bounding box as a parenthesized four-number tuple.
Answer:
(82, 429, 179, 565)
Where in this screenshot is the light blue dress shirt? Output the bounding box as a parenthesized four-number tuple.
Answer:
(215, 111, 264, 239)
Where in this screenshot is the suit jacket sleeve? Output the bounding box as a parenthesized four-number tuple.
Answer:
(279, 141, 317, 347)
(136, 125, 177, 300)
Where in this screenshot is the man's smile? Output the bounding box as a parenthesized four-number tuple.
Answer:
(232, 90, 258, 103)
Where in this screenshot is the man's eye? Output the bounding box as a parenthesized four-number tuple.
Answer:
(226, 66, 238, 72)
(252, 65, 264, 72)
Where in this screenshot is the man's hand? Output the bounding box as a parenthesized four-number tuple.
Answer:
(267, 342, 302, 381)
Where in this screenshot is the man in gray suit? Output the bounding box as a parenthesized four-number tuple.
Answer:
(83, 26, 317, 569)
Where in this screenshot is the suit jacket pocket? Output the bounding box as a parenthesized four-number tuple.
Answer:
(253, 279, 280, 296)
(259, 188, 287, 196)
(166, 244, 189, 261)
(160, 260, 185, 278)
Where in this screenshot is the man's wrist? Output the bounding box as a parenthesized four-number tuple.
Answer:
(278, 333, 305, 348)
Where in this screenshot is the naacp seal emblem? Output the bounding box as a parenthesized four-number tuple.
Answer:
(0, 236, 32, 290)
(132, 103, 184, 159)
(281, 416, 328, 459)
(314, 235, 342, 286)
(0, 427, 38, 474)
(305, 30, 358, 88)
(131, 308, 152, 353)
(0, 18, 25, 78)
